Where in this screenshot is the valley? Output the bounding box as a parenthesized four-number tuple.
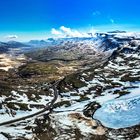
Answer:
(0, 32, 139, 140)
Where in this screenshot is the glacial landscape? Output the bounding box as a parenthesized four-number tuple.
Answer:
(0, 31, 139, 140)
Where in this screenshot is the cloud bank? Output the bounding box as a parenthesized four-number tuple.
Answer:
(5, 35, 18, 40)
(51, 26, 95, 38)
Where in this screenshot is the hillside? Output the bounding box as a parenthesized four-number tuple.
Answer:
(0, 32, 139, 140)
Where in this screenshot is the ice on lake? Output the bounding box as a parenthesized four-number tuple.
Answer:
(93, 83, 140, 129)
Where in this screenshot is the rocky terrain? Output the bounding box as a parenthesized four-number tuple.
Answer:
(0, 32, 139, 140)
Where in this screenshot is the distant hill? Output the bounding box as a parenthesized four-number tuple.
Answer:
(0, 42, 9, 53)
(0, 41, 31, 53)
(7, 41, 31, 48)
(28, 40, 48, 47)
(107, 30, 126, 33)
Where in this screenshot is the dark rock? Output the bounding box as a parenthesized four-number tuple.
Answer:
(83, 102, 101, 117)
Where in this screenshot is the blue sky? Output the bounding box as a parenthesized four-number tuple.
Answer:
(0, 0, 140, 41)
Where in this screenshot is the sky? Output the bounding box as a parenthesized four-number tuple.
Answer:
(0, 0, 140, 41)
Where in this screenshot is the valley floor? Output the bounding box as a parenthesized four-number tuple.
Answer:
(0, 53, 26, 71)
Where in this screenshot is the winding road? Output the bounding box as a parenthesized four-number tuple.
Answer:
(0, 81, 59, 126)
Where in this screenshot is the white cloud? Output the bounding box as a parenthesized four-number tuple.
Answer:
(60, 26, 71, 33)
(51, 26, 95, 38)
(60, 26, 82, 37)
(5, 35, 18, 40)
(51, 28, 62, 35)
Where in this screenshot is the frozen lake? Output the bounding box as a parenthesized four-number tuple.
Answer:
(93, 83, 140, 129)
